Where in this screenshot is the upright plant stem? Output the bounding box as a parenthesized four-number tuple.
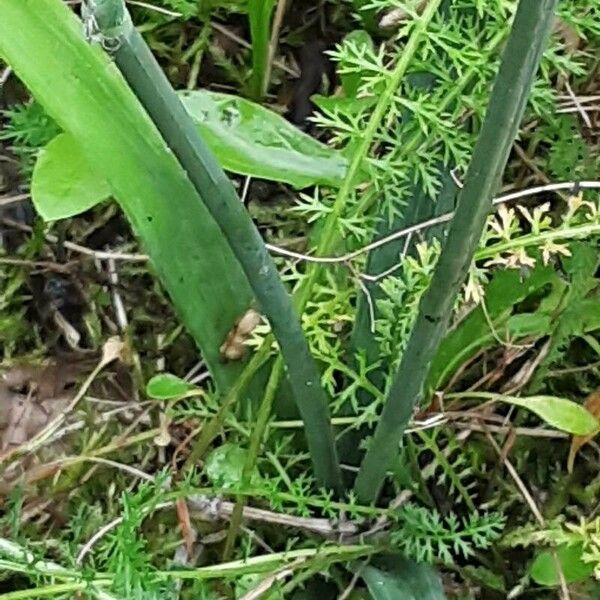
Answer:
(264, 0, 289, 95)
(184, 345, 271, 469)
(222, 357, 284, 559)
(86, 0, 341, 492)
(185, 0, 444, 474)
(354, 0, 559, 504)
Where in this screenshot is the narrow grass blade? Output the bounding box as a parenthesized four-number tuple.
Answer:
(247, 0, 276, 100)
(354, 0, 560, 503)
(0, 0, 253, 392)
(426, 266, 559, 391)
(340, 175, 457, 466)
(89, 1, 342, 492)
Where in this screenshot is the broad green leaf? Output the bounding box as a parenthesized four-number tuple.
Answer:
(31, 89, 349, 220)
(1, 0, 253, 392)
(146, 373, 195, 400)
(530, 544, 594, 586)
(362, 560, 445, 600)
(472, 393, 599, 435)
(205, 443, 251, 487)
(180, 90, 348, 188)
(32, 133, 111, 220)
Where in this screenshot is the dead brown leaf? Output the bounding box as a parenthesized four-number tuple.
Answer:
(553, 17, 581, 54)
(0, 362, 77, 493)
(0, 360, 88, 453)
(219, 308, 262, 361)
(567, 389, 600, 473)
(379, 0, 429, 29)
(175, 498, 196, 559)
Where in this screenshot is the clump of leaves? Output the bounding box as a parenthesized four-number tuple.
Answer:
(0, 101, 60, 177)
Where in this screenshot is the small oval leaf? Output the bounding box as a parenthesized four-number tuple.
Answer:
(146, 373, 195, 400)
(31, 133, 111, 221)
(205, 443, 249, 487)
(180, 90, 348, 188)
(568, 388, 600, 472)
(497, 394, 600, 435)
(530, 544, 594, 586)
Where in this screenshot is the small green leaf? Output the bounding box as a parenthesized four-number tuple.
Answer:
(462, 566, 505, 592)
(205, 443, 249, 487)
(146, 373, 195, 400)
(180, 90, 348, 188)
(530, 544, 594, 586)
(31, 133, 110, 221)
(496, 394, 599, 435)
(362, 560, 446, 600)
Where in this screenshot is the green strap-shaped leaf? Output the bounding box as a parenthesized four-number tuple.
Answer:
(451, 392, 600, 435)
(354, 0, 560, 503)
(426, 265, 559, 392)
(0, 0, 254, 391)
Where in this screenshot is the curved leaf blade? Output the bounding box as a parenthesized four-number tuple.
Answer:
(180, 90, 348, 188)
(461, 392, 600, 435)
(31, 88, 350, 220)
(427, 266, 559, 392)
